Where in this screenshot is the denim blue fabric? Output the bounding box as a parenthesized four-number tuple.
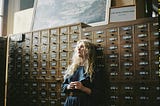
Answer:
(62, 66, 105, 106)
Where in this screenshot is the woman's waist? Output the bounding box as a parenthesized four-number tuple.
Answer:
(68, 90, 87, 96)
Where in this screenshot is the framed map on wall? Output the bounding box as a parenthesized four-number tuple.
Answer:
(31, 0, 111, 31)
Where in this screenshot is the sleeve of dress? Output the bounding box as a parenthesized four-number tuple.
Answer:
(61, 78, 69, 93)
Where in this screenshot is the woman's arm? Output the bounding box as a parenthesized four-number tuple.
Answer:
(61, 78, 69, 93)
(70, 81, 92, 95)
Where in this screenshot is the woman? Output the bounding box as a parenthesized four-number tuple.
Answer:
(62, 39, 106, 106)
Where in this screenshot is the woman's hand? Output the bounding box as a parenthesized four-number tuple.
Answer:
(70, 81, 84, 90)
(67, 81, 91, 95)
(67, 81, 84, 90)
(67, 82, 75, 89)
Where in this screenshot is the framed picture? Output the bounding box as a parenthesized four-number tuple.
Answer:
(31, 0, 111, 31)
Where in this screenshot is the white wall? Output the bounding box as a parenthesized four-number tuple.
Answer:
(13, 8, 33, 34)
(0, 0, 4, 36)
(7, 0, 20, 35)
(7, 0, 34, 35)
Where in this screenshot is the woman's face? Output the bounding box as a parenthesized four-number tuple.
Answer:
(76, 42, 87, 58)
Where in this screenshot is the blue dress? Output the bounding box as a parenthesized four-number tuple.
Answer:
(62, 66, 105, 106)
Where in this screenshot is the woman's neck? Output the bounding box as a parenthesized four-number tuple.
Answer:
(79, 59, 87, 66)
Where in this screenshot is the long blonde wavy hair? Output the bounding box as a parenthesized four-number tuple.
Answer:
(64, 39, 96, 81)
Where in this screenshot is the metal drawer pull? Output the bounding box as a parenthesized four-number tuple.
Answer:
(109, 37, 117, 41)
(109, 54, 118, 58)
(139, 52, 148, 56)
(122, 26, 132, 31)
(123, 45, 132, 48)
(139, 71, 149, 75)
(137, 24, 147, 29)
(124, 86, 133, 90)
(153, 32, 159, 36)
(122, 35, 131, 40)
(110, 86, 118, 90)
(96, 31, 104, 34)
(138, 43, 147, 47)
(139, 62, 148, 65)
(109, 46, 117, 50)
(109, 29, 117, 33)
(84, 32, 90, 36)
(124, 72, 133, 75)
(124, 53, 132, 57)
(139, 87, 149, 90)
(124, 63, 132, 66)
(138, 34, 147, 38)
